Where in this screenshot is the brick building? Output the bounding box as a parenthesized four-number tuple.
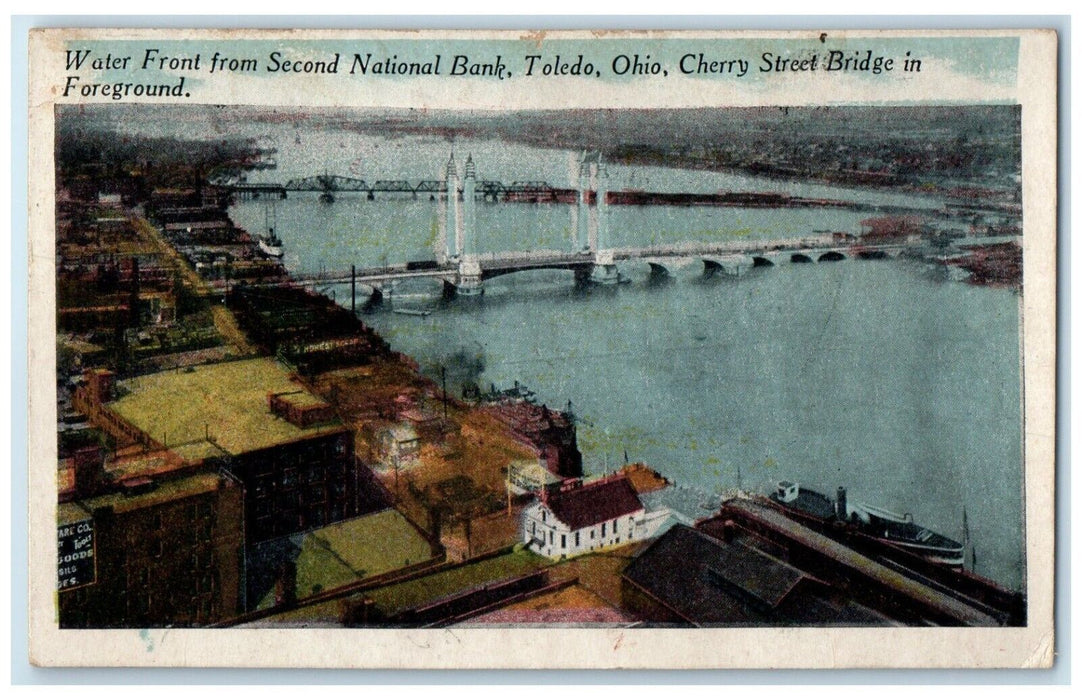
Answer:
(57, 454, 245, 628)
(73, 357, 364, 544)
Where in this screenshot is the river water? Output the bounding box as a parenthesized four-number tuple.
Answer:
(228, 133, 1024, 592)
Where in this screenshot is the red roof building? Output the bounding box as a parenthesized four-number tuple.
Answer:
(545, 477, 643, 531)
(522, 476, 668, 560)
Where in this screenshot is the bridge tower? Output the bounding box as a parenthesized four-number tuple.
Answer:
(444, 153, 460, 262)
(590, 154, 619, 284)
(576, 157, 591, 252)
(462, 154, 477, 257)
(457, 154, 484, 296)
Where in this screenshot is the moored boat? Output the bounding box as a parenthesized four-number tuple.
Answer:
(769, 480, 965, 568)
(258, 232, 284, 258)
(849, 501, 965, 567)
(259, 201, 285, 258)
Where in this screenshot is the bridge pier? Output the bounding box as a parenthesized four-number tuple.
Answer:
(590, 263, 620, 285)
(457, 259, 484, 296)
(456, 278, 484, 296)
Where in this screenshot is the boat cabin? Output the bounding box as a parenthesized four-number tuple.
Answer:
(775, 481, 800, 503)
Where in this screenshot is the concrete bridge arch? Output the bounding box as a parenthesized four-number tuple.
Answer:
(702, 254, 753, 277)
(645, 260, 674, 279)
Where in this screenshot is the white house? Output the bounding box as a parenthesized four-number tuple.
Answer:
(375, 423, 420, 470)
(522, 475, 669, 560)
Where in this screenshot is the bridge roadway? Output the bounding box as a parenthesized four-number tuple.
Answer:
(279, 233, 1018, 296)
(285, 235, 916, 291)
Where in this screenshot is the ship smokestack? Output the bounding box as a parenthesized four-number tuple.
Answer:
(836, 487, 848, 521)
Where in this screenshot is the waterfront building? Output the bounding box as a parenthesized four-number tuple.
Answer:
(521, 475, 668, 560)
(621, 498, 1021, 626)
(482, 399, 583, 478)
(621, 524, 887, 626)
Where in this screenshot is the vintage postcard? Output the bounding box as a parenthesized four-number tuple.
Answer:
(27, 28, 1057, 668)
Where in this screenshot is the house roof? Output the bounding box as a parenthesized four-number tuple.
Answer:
(544, 477, 643, 531)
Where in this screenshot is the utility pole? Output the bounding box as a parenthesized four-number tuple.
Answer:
(441, 365, 448, 420)
(351, 264, 356, 315)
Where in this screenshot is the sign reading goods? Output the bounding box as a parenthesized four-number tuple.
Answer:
(57, 519, 95, 591)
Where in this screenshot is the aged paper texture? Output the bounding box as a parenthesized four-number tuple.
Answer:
(27, 28, 1057, 668)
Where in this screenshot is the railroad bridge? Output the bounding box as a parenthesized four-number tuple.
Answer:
(229, 174, 575, 203)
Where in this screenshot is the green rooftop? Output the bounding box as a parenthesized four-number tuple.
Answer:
(109, 357, 342, 457)
(258, 547, 548, 625)
(256, 509, 435, 609)
(363, 548, 546, 617)
(57, 501, 92, 527)
(82, 471, 224, 514)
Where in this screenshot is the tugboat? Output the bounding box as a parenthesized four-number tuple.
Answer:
(770, 481, 964, 568)
(770, 481, 837, 521)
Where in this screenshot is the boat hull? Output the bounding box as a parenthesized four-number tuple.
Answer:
(769, 481, 965, 568)
(259, 239, 284, 258)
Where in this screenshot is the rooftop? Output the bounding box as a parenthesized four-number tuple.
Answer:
(544, 476, 643, 531)
(250, 509, 435, 609)
(456, 583, 635, 625)
(105, 448, 187, 483)
(364, 549, 545, 618)
(58, 501, 92, 527)
(622, 524, 881, 625)
(252, 548, 547, 625)
(716, 499, 1000, 626)
(109, 357, 343, 457)
(81, 471, 226, 515)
